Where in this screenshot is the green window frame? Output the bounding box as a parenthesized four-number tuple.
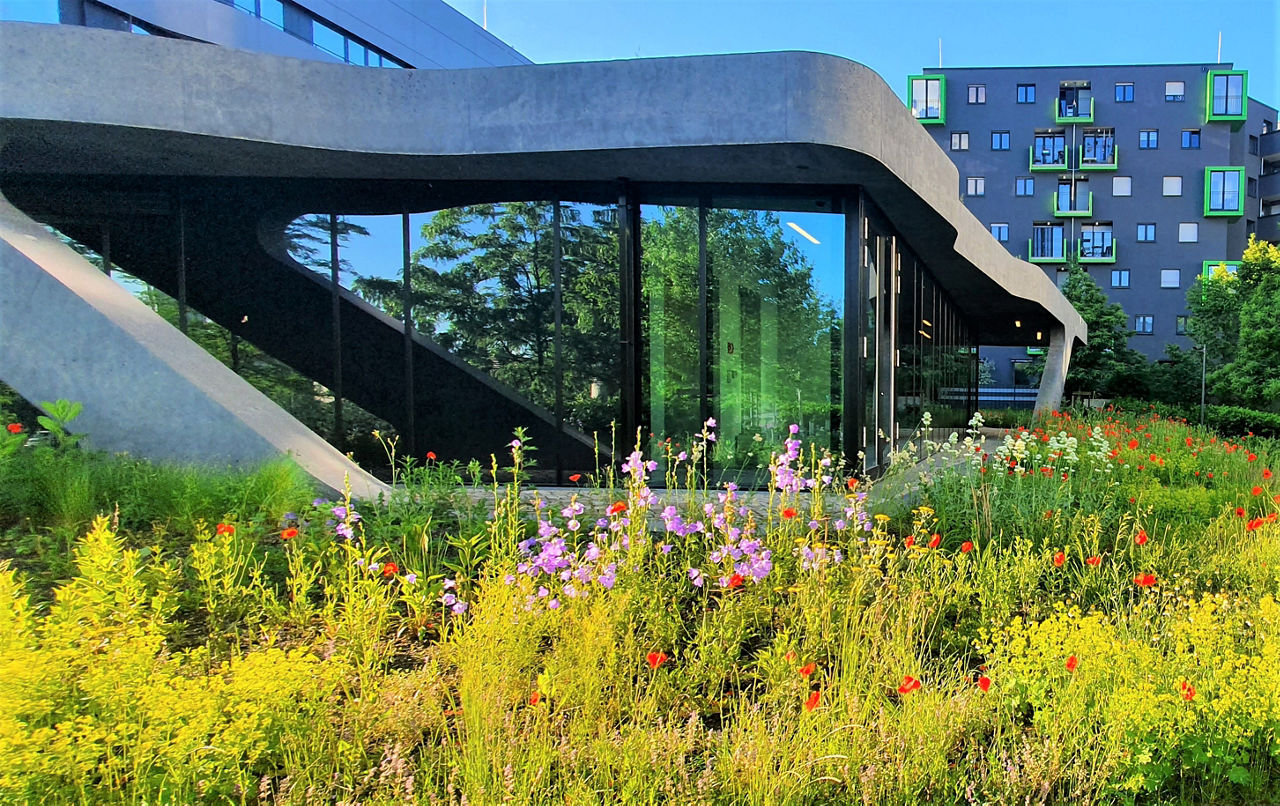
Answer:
(1206, 70, 1247, 122)
(1203, 167, 1245, 216)
(908, 75, 946, 124)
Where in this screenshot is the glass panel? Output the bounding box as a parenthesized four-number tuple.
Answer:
(259, 0, 284, 29)
(347, 40, 366, 66)
(1, 0, 60, 22)
(1033, 134, 1065, 165)
(642, 205, 702, 448)
(559, 203, 620, 437)
(312, 19, 345, 58)
(233, 0, 256, 14)
(709, 207, 844, 469)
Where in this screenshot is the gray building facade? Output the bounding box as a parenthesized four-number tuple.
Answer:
(6, 0, 530, 69)
(908, 64, 1278, 392)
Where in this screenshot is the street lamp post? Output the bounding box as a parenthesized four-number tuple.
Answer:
(1198, 345, 1207, 427)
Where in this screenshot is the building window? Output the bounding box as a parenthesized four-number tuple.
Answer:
(1205, 168, 1244, 215)
(1032, 132, 1067, 167)
(1163, 176, 1182, 196)
(968, 84, 986, 104)
(1031, 223, 1064, 259)
(991, 131, 1010, 150)
(1160, 269, 1181, 288)
(990, 223, 1009, 242)
(1111, 269, 1130, 288)
(1181, 129, 1200, 149)
(1016, 177, 1035, 196)
(1113, 176, 1132, 196)
(1134, 315, 1154, 334)
(1210, 71, 1246, 118)
(1017, 84, 1036, 104)
(1137, 223, 1156, 242)
(951, 131, 969, 151)
(1115, 82, 1134, 102)
(1139, 129, 1159, 149)
(1164, 81, 1185, 102)
(1179, 222, 1198, 242)
(1250, 135, 1259, 155)
(966, 177, 986, 197)
(1176, 315, 1189, 335)
(1248, 177, 1258, 198)
(1080, 222, 1114, 259)
(910, 76, 945, 123)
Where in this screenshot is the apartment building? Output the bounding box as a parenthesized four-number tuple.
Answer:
(908, 64, 1278, 391)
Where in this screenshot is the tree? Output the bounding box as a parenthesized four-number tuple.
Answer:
(1188, 236, 1280, 410)
(1041, 258, 1147, 396)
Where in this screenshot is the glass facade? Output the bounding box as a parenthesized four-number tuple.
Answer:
(289, 186, 976, 481)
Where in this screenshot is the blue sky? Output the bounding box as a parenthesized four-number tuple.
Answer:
(445, 0, 1278, 106)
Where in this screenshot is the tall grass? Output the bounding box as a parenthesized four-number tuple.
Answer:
(1, 408, 1278, 803)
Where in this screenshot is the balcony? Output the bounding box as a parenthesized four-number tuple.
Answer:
(1078, 239, 1116, 264)
(1077, 144, 1118, 171)
(1053, 191, 1093, 217)
(1029, 145, 1068, 172)
(1055, 97, 1094, 124)
(1260, 130, 1280, 159)
(1259, 170, 1280, 201)
(1027, 237, 1065, 263)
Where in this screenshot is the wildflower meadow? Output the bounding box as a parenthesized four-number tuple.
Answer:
(0, 404, 1278, 804)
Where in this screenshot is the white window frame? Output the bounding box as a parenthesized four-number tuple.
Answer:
(1178, 223, 1198, 243)
(1160, 269, 1181, 288)
(1162, 176, 1182, 196)
(1112, 176, 1132, 197)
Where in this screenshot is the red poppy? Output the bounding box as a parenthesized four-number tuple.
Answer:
(382, 562, 398, 577)
(782, 507, 798, 519)
(569, 473, 582, 482)
(1044, 510, 1054, 519)
(1179, 681, 1196, 701)
(960, 541, 974, 553)
(804, 690, 821, 711)
(1247, 453, 1258, 462)
(798, 662, 816, 678)
(529, 691, 541, 705)
(4, 423, 21, 434)
(1065, 655, 1078, 673)
(426, 451, 437, 461)
(897, 675, 921, 694)
(1252, 486, 1263, 496)
(1128, 439, 1139, 450)
(928, 533, 941, 549)
(1236, 507, 1247, 518)
(1264, 469, 1274, 480)
(1053, 551, 1065, 567)
(846, 478, 859, 491)
(1246, 518, 1264, 532)
(1135, 530, 1148, 546)
(646, 651, 668, 670)
(1185, 437, 1194, 447)
(1086, 555, 1102, 567)
(607, 501, 627, 515)
(215, 523, 235, 535)
(727, 573, 744, 589)
(904, 536, 915, 548)
(977, 675, 991, 692)
(1134, 573, 1157, 587)
(281, 527, 299, 540)
(783, 651, 797, 662)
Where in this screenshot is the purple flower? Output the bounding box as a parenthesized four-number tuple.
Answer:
(312, 498, 328, 507)
(547, 598, 561, 610)
(510, 439, 522, 448)
(789, 424, 800, 435)
(688, 568, 704, 587)
(335, 523, 354, 540)
(405, 573, 418, 584)
(442, 593, 457, 606)
(451, 601, 468, 615)
(332, 505, 348, 520)
(504, 574, 516, 585)
(660, 544, 673, 554)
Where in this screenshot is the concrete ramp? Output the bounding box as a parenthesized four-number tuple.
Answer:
(0, 191, 387, 500)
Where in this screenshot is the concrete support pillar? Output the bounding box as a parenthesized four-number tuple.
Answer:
(1033, 324, 1074, 415)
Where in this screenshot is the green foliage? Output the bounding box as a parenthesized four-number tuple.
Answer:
(2, 403, 1280, 802)
(1189, 236, 1280, 410)
(1042, 260, 1149, 396)
(1208, 405, 1280, 439)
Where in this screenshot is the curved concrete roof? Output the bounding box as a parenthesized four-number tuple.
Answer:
(0, 22, 1084, 347)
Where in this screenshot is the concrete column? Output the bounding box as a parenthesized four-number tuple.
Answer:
(1033, 324, 1073, 415)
